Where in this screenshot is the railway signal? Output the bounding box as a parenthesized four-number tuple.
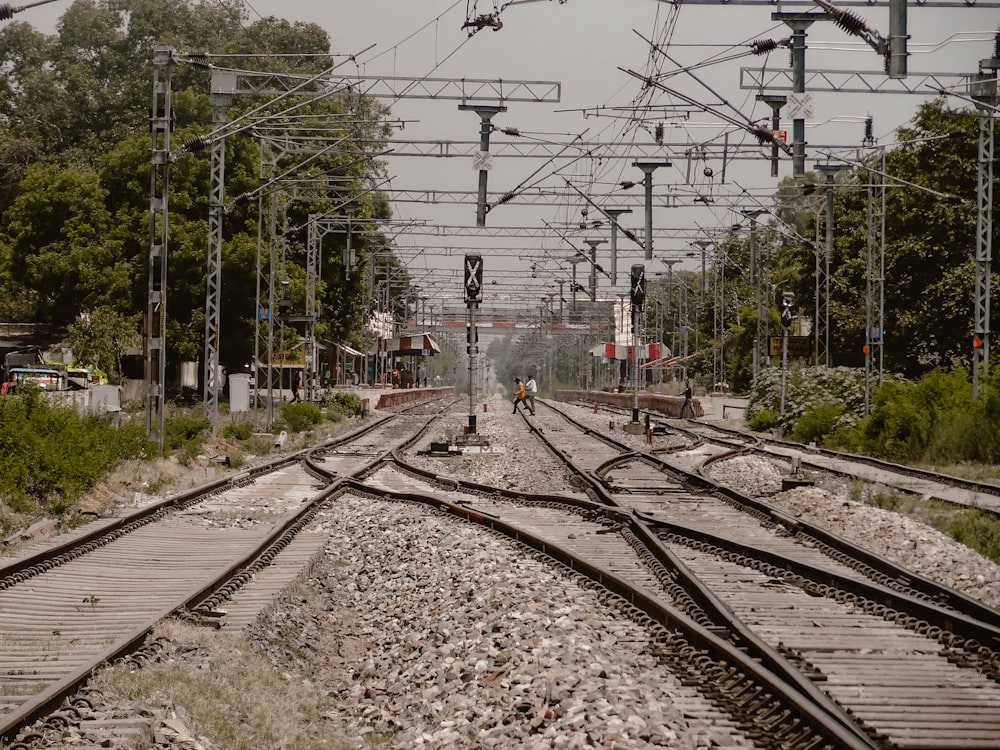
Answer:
(629, 264, 646, 309)
(464, 254, 483, 304)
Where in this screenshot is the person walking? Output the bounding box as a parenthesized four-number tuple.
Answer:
(512, 377, 526, 413)
(681, 379, 693, 418)
(525, 374, 537, 415)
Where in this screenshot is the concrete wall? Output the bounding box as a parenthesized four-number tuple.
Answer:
(370, 386, 453, 410)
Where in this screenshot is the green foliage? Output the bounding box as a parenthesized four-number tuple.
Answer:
(221, 422, 253, 441)
(163, 413, 211, 464)
(0, 390, 154, 514)
(322, 391, 363, 418)
(280, 402, 323, 433)
(792, 401, 846, 444)
(747, 365, 865, 441)
(747, 408, 780, 432)
(845, 368, 977, 462)
(0, 0, 393, 376)
(950, 510, 1000, 565)
(65, 307, 142, 382)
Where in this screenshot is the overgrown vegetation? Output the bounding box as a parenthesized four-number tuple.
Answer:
(748, 364, 1000, 467)
(0, 385, 371, 537)
(0, 389, 154, 519)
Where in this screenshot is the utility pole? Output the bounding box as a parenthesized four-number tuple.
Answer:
(566, 256, 586, 317)
(628, 265, 646, 427)
(146, 46, 176, 451)
(772, 13, 823, 177)
(691, 239, 712, 297)
(756, 94, 787, 177)
(815, 164, 850, 368)
(741, 209, 768, 377)
(459, 105, 507, 227)
(605, 207, 632, 287)
(583, 239, 606, 302)
(632, 161, 671, 260)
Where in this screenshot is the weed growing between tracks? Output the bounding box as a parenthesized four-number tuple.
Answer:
(91, 617, 356, 750)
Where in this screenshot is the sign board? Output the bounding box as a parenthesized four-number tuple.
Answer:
(774, 130, 787, 143)
(769, 335, 812, 358)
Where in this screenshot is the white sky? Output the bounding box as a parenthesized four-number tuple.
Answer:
(18, 0, 1000, 308)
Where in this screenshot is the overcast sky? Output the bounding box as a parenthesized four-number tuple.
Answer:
(20, 0, 1000, 307)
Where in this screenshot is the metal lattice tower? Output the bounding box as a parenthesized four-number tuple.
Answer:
(145, 46, 175, 451)
(203, 69, 235, 431)
(815, 163, 851, 368)
(863, 149, 886, 412)
(813, 203, 827, 368)
(971, 54, 998, 398)
(742, 209, 768, 377)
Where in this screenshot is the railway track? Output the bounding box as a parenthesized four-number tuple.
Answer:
(0, 407, 444, 747)
(6, 393, 1000, 748)
(383, 398, 1000, 749)
(578, 397, 1000, 515)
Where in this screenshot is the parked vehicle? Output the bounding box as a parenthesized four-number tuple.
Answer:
(1, 367, 66, 393)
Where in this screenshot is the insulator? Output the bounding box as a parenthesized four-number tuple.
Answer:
(750, 126, 774, 145)
(0, 4, 13, 21)
(828, 7, 868, 37)
(182, 135, 209, 152)
(750, 38, 778, 55)
(186, 50, 211, 68)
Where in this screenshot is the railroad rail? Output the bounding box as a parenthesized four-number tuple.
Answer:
(373, 398, 1000, 749)
(569, 394, 1000, 516)
(0, 401, 450, 747)
(6, 393, 1000, 748)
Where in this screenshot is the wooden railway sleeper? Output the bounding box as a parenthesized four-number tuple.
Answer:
(662, 528, 1000, 672)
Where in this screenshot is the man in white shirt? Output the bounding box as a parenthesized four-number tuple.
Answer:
(525, 374, 537, 415)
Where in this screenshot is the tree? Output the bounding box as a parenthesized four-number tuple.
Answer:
(65, 307, 142, 381)
(0, 0, 401, 390)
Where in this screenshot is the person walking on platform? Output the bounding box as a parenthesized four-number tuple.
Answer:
(512, 378, 526, 413)
(525, 374, 537, 415)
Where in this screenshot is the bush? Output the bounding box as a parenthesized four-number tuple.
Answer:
(792, 401, 846, 445)
(0, 390, 155, 515)
(330, 392, 363, 416)
(747, 408, 780, 432)
(221, 422, 253, 441)
(163, 413, 211, 465)
(280, 402, 323, 433)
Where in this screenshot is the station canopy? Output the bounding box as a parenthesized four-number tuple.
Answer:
(388, 333, 441, 356)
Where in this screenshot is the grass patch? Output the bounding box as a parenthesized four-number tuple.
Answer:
(92, 620, 355, 750)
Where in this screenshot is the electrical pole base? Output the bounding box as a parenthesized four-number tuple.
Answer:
(622, 423, 646, 435)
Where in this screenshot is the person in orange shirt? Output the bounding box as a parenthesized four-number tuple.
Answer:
(512, 378, 526, 413)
